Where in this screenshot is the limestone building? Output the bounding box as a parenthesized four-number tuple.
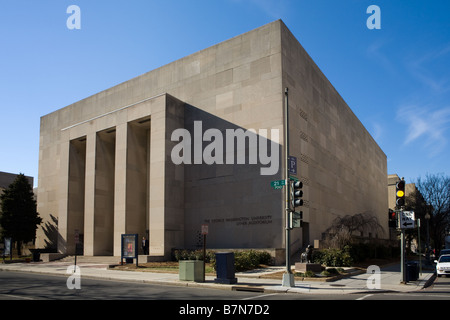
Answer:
(0, 171, 34, 192)
(36, 20, 388, 260)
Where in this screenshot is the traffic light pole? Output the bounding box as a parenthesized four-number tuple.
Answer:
(400, 224, 406, 283)
(396, 178, 407, 284)
(282, 87, 295, 288)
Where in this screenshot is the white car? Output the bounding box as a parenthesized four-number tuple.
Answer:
(435, 254, 450, 277)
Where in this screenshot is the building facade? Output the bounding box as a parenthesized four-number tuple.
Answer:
(37, 20, 388, 260)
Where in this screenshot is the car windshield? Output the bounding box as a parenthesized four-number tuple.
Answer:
(441, 250, 450, 255)
(439, 255, 450, 263)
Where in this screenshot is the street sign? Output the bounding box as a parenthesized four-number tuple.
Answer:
(399, 211, 415, 229)
(201, 224, 209, 235)
(271, 179, 286, 190)
(289, 156, 297, 175)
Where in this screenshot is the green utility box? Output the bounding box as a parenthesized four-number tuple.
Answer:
(179, 260, 204, 282)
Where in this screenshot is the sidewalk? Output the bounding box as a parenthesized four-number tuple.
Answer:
(0, 258, 435, 296)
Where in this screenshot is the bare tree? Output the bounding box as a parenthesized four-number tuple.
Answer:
(323, 212, 384, 249)
(415, 173, 450, 254)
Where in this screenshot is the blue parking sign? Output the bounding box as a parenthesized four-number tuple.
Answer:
(289, 156, 297, 175)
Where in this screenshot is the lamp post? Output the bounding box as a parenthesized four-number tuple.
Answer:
(282, 87, 295, 288)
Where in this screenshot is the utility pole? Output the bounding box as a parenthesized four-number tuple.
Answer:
(396, 177, 407, 283)
(282, 87, 295, 288)
(400, 227, 406, 283)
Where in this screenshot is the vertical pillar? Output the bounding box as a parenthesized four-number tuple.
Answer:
(148, 95, 185, 259)
(114, 124, 127, 256)
(84, 132, 96, 256)
(149, 105, 166, 256)
(58, 135, 70, 255)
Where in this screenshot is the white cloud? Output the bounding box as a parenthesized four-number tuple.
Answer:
(406, 45, 450, 93)
(398, 105, 450, 156)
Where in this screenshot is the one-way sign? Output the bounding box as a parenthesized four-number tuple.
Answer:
(399, 211, 415, 229)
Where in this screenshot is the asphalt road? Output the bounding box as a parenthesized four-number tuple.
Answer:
(1, 270, 449, 303)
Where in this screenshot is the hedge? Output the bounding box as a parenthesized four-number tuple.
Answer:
(312, 244, 400, 267)
(172, 249, 272, 272)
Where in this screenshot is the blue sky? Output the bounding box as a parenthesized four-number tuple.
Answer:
(1, 0, 449, 187)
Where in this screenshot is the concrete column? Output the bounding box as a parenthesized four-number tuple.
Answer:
(149, 95, 185, 258)
(149, 102, 167, 257)
(83, 132, 96, 256)
(57, 134, 70, 255)
(113, 124, 127, 257)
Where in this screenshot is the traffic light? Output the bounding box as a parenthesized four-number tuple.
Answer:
(290, 180, 303, 209)
(289, 211, 303, 229)
(288, 180, 303, 229)
(388, 209, 397, 228)
(396, 179, 406, 208)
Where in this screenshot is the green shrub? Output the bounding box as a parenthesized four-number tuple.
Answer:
(312, 247, 353, 267)
(257, 251, 272, 265)
(325, 267, 339, 275)
(173, 249, 215, 262)
(321, 270, 330, 277)
(298, 270, 316, 278)
(174, 249, 272, 271)
(234, 250, 272, 271)
(312, 242, 400, 267)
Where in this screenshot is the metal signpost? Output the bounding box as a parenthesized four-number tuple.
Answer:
(271, 88, 302, 287)
(74, 229, 79, 272)
(201, 224, 209, 282)
(398, 210, 415, 283)
(282, 88, 295, 288)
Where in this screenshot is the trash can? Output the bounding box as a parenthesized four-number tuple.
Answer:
(214, 252, 237, 284)
(406, 262, 419, 282)
(31, 250, 40, 262)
